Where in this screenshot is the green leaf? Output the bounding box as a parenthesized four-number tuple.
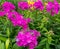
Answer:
(46, 43, 50, 49)
(36, 38, 47, 48)
(56, 45, 60, 49)
(48, 37, 52, 44)
(0, 41, 5, 49)
(6, 28, 10, 37)
(12, 44, 24, 49)
(0, 34, 7, 41)
(5, 38, 10, 49)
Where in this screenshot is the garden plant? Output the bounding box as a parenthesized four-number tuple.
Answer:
(0, 0, 60, 49)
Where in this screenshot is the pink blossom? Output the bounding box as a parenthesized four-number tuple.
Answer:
(7, 11, 30, 29)
(34, 1, 44, 11)
(7, 11, 23, 26)
(0, 11, 6, 16)
(46, 0, 60, 16)
(16, 29, 40, 49)
(18, 1, 29, 10)
(2, 1, 15, 12)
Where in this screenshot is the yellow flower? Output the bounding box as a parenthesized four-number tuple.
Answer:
(44, 2, 48, 6)
(44, 2, 48, 8)
(27, 0, 35, 10)
(28, 1, 35, 5)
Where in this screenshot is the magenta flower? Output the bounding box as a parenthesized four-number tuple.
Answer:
(18, 18, 30, 30)
(7, 11, 30, 29)
(34, 1, 44, 11)
(29, 42, 37, 49)
(46, 2, 53, 12)
(2, 1, 15, 12)
(46, 0, 60, 16)
(16, 29, 40, 49)
(7, 11, 24, 26)
(53, 0, 60, 14)
(18, 1, 29, 10)
(0, 11, 6, 16)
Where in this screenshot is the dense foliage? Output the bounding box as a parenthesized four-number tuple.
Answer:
(0, 0, 60, 49)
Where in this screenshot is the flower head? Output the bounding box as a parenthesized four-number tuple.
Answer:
(18, 1, 29, 10)
(16, 29, 40, 49)
(7, 11, 30, 29)
(0, 11, 6, 16)
(34, 1, 44, 11)
(2, 1, 15, 12)
(46, 0, 60, 16)
(28, 1, 35, 10)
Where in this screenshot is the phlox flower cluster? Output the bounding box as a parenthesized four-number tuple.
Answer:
(0, 0, 60, 49)
(16, 30, 40, 49)
(2, 1, 15, 13)
(18, 0, 60, 16)
(46, 0, 60, 16)
(18, 1, 29, 10)
(0, 1, 40, 49)
(0, 1, 31, 29)
(18, 1, 44, 11)
(7, 11, 30, 29)
(33, 1, 44, 11)
(0, 0, 60, 16)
